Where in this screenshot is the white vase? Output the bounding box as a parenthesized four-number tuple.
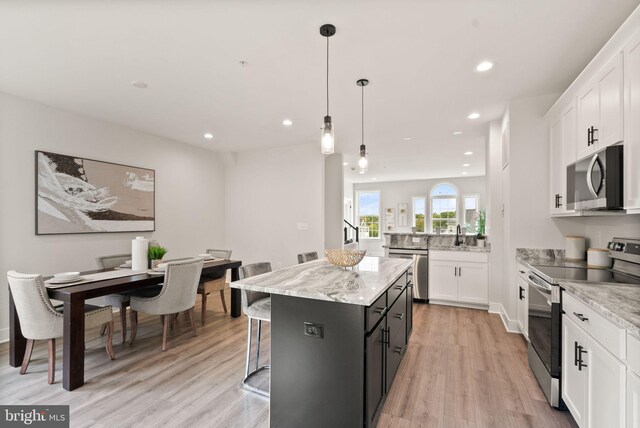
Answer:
(477, 239, 486, 248)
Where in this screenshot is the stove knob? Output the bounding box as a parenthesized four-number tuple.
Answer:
(608, 242, 615, 250)
(618, 243, 626, 252)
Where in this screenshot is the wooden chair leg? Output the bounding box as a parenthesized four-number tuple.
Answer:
(219, 289, 228, 314)
(130, 309, 138, 345)
(120, 303, 127, 344)
(188, 307, 199, 337)
(19, 339, 34, 375)
(100, 324, 107, 336)
(48, 339, 55, 384)
(201, 292, 208, 325)
(162, 315, 170, 351)
(105, 321, 116, 360)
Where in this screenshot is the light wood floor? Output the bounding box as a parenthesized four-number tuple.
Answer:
(0, 293, 575, 427)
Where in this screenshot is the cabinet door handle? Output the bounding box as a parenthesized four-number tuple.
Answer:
(374, 306, 387, 315)
(454, 267, 457, 277)
(518, 270, 526, 274)
(557, 194, 562, 207)
(518, 286, 524, 300)
(394, 285, 403, 290)
(459, 266, 462, 276)
(591, 126, 598, 145)
(573, 312, 589, 322)
(394, 312, 405, 320)
(578, 345, 588, 371)
(574, 341, 579, 367)
(587, 127, 592, 146)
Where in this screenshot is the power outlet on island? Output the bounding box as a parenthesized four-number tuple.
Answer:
(297, 222, 309, 231)
(304, 322, 324, 339)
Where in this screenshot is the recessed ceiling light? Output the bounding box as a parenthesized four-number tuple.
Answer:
(464, 151, 473, 155)
(467, 112, 480, 120)
(130, 81, 148, 89)
(372, 177, 377, 180)
(475, 61, 494, 72)
(204, 133, 214, 139)
(461, 172, 468, 175)
(463, 163, 470, 167)
(343, 162, 349, 166)
(403, 137, 412, 141)
(282, 119, 293, 126)
(453, 131, 463, 135)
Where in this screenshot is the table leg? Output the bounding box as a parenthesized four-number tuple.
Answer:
(9, 288, 26, 367)
(63, 298, 85, 390)
(231, 267, 241, 318)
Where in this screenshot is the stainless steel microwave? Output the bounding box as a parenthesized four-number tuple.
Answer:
(567, 145, 623, 211)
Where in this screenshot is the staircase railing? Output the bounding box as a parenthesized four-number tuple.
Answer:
(343, 219, 359, 244)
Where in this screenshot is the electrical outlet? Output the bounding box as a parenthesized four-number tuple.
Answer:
(304, 322, 324, 339)
(412, 237, 420, 243)
(297, 222, 309, 231)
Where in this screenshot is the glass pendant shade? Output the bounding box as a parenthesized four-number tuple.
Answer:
(321, 116, 335, 154)
(358, 143, 368, 174)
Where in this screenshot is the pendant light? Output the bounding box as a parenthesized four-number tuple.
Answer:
(320, 24, 336, 154)
(357, 79, 369, 174)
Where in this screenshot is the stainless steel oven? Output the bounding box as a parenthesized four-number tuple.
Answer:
(526, 271, 562, 408)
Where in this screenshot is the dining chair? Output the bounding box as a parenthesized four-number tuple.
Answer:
(129, 259, 203, 351)
(240, 262, 272, 397)
(297, 251, 319, 264)
(88, 254, 132, 344)
(7, 271, 115, 384)
(197, 249, 232, 324)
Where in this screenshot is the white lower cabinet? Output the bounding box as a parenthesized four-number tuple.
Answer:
(428, 251, 488, 306)
(628, 370, 640, 428)
(562, 292, 627, 428)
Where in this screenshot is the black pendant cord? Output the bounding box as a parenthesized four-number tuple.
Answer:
(326, 36, 330, 116)
(361, 84, 364, 147)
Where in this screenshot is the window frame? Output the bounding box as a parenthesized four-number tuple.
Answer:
(412, 196, 427, 233)
(356, 190, 381, 240)
(463, 194, 480, 234)
(429, 183, 459, 234)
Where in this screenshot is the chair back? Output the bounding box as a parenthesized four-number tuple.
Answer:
(96, 254, 131, 269)
(206, 249, 232, 260)
(6, 271, 63, 340)
(151, 259, 204, 314)
(297, 251, 319, 264)
(239, 262, 271, 311)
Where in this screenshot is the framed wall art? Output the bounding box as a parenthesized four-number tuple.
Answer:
(36, 151, 155, 235)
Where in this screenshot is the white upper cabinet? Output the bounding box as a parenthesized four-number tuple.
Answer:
(576, 53, 624, 162)
(624, 30, 640, 211)
(549, 103, 576, 215)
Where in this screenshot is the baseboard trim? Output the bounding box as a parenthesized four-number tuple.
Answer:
(0, 327, 8, 344)
(488, 302, 521, 334)
(429, 300, 488, 311)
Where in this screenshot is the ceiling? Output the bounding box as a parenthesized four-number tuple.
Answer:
(1, 0, 638, 183)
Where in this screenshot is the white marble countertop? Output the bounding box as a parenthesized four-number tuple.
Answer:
(230, 256, 413, 306)
(428, 245, 491, 253)
(560, 281, 640, 338)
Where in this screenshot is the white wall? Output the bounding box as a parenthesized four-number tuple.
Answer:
(324, 153, 344, 249)
(353, 177, 487, 256)
(225, 143, 325, 269)
(487, 121, 504, 309)
(0, 92, 226, 342)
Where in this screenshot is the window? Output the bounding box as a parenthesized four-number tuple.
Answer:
(430, 183, 458, 233)
(412, 197, 426, 233)
(357, 191, 380, 239)
(464, 195, 479, 234)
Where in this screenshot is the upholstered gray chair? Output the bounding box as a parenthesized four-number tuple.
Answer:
(239, 262, 272, 397)
(197, 249, 232, 323)
(7, 271, 115, 384)
(129, 259, 203, 351)
(88, 254, 132, 343)
(297, 251, 319, 264)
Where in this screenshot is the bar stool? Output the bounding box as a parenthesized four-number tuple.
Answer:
(239, 262, 272, 397)
(297, 251, 319, 264)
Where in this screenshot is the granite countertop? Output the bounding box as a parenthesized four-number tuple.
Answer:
(560, 281, 640, 338)
(428, 245, 491, 253)
(517, 254, 588, 270)
(230, 256, 413, 306)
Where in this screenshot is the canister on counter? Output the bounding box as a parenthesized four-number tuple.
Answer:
(565, 236, 586, 260)
(587, 248, 612, 269)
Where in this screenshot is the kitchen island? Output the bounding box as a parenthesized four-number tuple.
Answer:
(231, 256, 413, 428)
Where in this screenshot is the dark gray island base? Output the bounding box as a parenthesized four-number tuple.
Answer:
(232, 257, 413, 427)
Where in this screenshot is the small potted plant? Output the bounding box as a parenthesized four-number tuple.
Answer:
(476, 210, 486, 248)
(148, 244, 168, 270)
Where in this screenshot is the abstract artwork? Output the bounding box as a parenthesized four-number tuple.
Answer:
(36, 151, 155, 234)
(398, 203, 408, 227)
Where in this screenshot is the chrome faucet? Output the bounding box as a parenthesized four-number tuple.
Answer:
(455, 224, 463, 246)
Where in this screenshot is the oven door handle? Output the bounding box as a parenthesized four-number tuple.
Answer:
(526, 275, 551, 295)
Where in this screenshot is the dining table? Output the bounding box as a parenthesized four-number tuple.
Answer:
(8, 258, 243, 391)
